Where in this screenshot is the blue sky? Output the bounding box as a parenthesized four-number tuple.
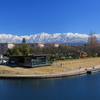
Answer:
(0, 0, 100, 36)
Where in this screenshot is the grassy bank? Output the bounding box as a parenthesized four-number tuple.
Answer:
(0, 57, 100, 75)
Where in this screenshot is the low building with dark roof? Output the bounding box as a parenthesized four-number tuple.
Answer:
(8, 54, 52, 68)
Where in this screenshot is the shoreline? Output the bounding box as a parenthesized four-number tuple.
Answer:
(0, 65, 100, 79)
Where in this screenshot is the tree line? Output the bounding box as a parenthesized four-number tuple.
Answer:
(7, 31, 100, 58)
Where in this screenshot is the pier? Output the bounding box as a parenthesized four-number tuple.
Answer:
(87, 68, 100, 74)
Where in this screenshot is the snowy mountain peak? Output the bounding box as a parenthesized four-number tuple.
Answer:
(0, 32, 98, 44)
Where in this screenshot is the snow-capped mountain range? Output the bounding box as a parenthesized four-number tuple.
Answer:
(0, 32, 100, 44)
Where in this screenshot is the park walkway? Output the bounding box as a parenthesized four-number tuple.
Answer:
(0, 64, 100, 79)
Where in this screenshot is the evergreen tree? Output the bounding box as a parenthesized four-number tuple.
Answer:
(22, 38, 26, 44)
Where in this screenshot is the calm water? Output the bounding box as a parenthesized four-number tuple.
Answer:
(0, 73, 100, 100)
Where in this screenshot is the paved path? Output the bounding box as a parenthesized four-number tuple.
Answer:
(52, 63, 72, 70)
(0, 64, 100, 78)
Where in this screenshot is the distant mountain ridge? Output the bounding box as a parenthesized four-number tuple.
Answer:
(0, 32, 100, 44)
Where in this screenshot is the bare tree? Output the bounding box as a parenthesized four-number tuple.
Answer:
(87, 31, 98, 46)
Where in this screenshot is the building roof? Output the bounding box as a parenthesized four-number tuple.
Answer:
(9, 54, 52, 58)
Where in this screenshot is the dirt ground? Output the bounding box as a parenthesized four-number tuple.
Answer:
(0, 57, 100, 75)
(54, 57, 100, 69)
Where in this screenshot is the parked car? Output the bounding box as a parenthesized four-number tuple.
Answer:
(2, 59, 9, 64)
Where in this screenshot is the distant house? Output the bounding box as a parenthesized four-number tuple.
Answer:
(8, 54, 52, 68)
(80, 52, 88, 57)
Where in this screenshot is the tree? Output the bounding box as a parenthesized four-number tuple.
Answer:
(22, 38, 26, 44)
(87, 31, 98, 46)
(19, 44, 30, 55)
(30, 48, 34, 55)
(8, 44, 30, 55)
(7, 46, 22, 56)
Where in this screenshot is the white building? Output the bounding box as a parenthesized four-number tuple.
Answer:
(0, 43, 15, 54)
(30, 43, 44, 48)
(44, 43, 59, 47)
(15, 43, 44, 49)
